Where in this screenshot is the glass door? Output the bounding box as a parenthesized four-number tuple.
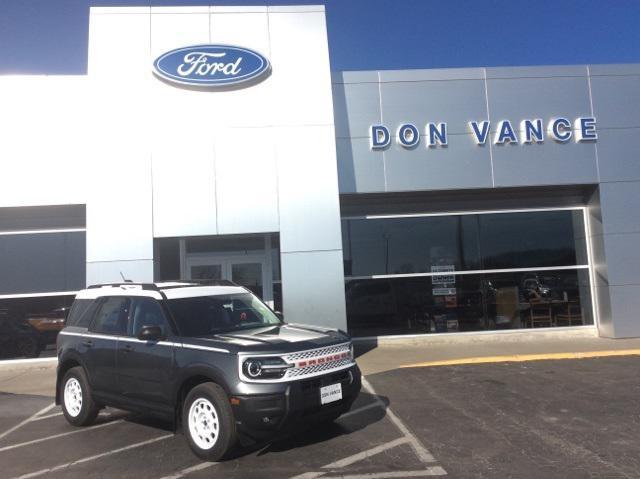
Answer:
(185, 254, 272, 306)
(189, 263, 223, 281)
(231, 261, 263, 298)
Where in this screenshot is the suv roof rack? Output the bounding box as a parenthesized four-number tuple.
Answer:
(87, 282, 160, 290)
(159, 279, 238, 289)
(87, 280, 238, 291)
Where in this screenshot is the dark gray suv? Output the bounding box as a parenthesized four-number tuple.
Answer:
(56, 281, 361, 460)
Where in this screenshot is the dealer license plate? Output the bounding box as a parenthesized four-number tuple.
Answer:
(320, 383, 343, 405)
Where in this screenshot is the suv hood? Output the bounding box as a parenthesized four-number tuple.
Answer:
(185, 323, 350, 354)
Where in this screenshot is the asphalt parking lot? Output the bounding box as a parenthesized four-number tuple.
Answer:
(1, 356, 639, 479)
(0, 380, 443, 479)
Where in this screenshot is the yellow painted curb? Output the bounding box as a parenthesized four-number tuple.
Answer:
(399, 349, 640, 368)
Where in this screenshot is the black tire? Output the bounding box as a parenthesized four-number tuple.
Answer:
(61, 366, 99, 427)
(182, 382, 237, 461)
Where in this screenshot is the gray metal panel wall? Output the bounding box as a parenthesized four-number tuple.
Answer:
(589, 69, 640, 337)
(333, 65, 600, 193)
(333, 63, 640, 338)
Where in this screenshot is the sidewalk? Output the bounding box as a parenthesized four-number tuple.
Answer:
(355, 327, 640, 374)
(0, 360, 56, 397)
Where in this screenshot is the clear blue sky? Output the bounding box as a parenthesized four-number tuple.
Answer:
(1, 0, 639, 74)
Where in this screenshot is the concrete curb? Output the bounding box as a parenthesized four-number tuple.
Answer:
(400, 349, 640, 368)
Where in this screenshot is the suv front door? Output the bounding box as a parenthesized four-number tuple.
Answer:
(86, 296, 130, 396)
(116, 297, 176, 411)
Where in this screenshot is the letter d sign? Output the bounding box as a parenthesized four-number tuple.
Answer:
(370, 125, 390, 150)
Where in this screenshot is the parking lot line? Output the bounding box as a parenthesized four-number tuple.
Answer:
(322, 437, 410, 469)
(338, 401, 384, 420)
(288, 473, 326, 479)
(290, 378, 444, 479)
(0, 419, 123, 453)
(29, 412, 63, 422)
(399, 349, 640, 369)
(156, 461, 218, 479)
(29, 410, 111, 422)
(321, 468, 447, 478)
(13, 434, 173, 479)
(0, 403, 55, 441)
(361, 378, 435, 464)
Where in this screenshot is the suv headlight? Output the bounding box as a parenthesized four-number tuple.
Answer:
(242, 357, 292, 380)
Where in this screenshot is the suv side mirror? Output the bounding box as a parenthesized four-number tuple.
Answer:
(138, 325, 164, 342)
(274, 311, 284, 321)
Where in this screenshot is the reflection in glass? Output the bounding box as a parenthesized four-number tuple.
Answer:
(478, 210, 585, 269)
(232, 263, 263, 298)
(342, 210, 587, 277)
(343, 215, 480, 276)
(345, 269, 592, 337)
(190, 265, 223, 280)
(0, 232, 85, 295)
(0, 295, 75, 359)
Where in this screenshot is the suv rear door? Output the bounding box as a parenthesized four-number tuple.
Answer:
(116, 297, 176, 411)
(86, 296, 130, 395)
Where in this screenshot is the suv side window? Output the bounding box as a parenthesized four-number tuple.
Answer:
(66, 299, 98, 327)
(90, 297, 130, 335)
(128, 298, 170, 338)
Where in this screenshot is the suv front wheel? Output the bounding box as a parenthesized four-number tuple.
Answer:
(183, 382, 237, 461)
(61, 366, 99, 426)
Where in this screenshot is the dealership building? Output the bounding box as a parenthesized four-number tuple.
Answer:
(1, 5, 639, 358)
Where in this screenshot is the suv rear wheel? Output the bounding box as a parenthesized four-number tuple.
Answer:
(61, 366, 99, 426)
(183, 382, 236, 461)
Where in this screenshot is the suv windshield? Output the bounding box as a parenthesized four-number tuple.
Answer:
(166, 293, 281, 337)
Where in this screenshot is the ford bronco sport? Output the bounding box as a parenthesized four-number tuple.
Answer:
(56, 281, 361, 460)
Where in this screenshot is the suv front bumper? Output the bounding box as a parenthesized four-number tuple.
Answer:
(231, 364, 361, 439)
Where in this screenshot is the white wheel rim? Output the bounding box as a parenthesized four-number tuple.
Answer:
(188, 398, 219, 450)
(64, 378, 83, 417)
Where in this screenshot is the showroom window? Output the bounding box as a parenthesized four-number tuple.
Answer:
(0, 205, 85, 360)
(342, 209, 593, 337)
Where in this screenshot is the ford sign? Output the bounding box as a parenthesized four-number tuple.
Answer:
(153, 44, 271, 88)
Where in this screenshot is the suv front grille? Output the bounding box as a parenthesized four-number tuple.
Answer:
(239, 342, 355, 383)
(286, 357, 353, 379)
(284, 343, 350, 362)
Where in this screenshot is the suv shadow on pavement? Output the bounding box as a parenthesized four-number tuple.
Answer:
(255, 391, 390, 457)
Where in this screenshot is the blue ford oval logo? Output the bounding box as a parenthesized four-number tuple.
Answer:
(153, 44, 271, 88)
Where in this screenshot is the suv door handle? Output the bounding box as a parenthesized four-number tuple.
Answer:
(122, 344, 133, 353)
(82, 339, 94, 347)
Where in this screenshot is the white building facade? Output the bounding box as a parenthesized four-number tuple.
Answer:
(2, 6, 640, 359)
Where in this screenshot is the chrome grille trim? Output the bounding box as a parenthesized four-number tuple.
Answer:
(283, 343, 350, 363)
(286, 358, 354, 378)
(238, 342, 355, 383)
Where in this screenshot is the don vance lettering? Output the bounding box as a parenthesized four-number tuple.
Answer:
(370, 117, 597, 150)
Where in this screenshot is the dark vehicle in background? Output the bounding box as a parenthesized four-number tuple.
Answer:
(0, 296, 75, 359)
(0, 316, 45, 358)
(26, 306, 69, 345)
(56, 281, 361, 461)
